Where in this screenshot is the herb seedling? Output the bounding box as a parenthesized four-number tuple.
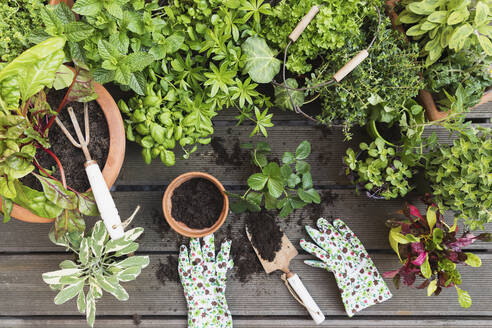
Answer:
(228, 140, 320, 217)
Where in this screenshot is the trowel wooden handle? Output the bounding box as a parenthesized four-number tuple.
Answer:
(333, 50, 369, 82)
(85, 161, 124, 240)
(287, 272, 325, 325)
(289, 6, 320, 42)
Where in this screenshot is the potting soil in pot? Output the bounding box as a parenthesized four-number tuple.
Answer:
(171, 178, 224, 229)
(22, 89, 109, 192)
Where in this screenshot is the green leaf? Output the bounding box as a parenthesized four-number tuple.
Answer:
(433, 228, 444, 245)
(475, 1, 489, 26)
(274, 78, 304, 111)
(456, 287, 472, 308)
(295, 141, 311, 160)
(42, 268, 82, 285)
(117, 266, 142, 282)
(267, 178, 284, 199)
(72, 0, 102, 16)
(248, 173, 268, 191)
(298, 188, 320, 204)
(128, 71, 147, 95)
(95, 274, 129, 301)
(427, 279, 438, 296)
(426, 206, 437, 231)
(53, 65, 75, 90)
(242, 37, 281, 83)
(77, 291, 86, 314)
(64, 22, 94, 42)
(477, 35, 492, 56)
(287, 173, 301, 188)
(79, 238, 90, 266)
(78, 192, 99, 217)
(449, 24, 473, 50)
(112, 256, 150, 269)
(1, 197, 13, 223)
(302, 172, 313, 189)
(464, 253, 482, 267)
(54, 280, 84, 305)
(421, 255, 432, 279)
(124, 52, 154, 72)
(264, 192, 277, 210)
(427, 11, 447, 23)
(86, 289, 96, 327)
(282, 152, 295, 165)
(34, 174, 78, 210)
(389, 226, 407, 261)
(295, 161, 310, 174)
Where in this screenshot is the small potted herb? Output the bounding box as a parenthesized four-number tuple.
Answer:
(384, 198, 491, 308)
(343, 137, 420, 199)
(162, 172, 229, 237)
(0, 38, 125, 237)
(228, 140, 320, 217)
(424, 126, 492, 230)
(43, 221, 149, 327)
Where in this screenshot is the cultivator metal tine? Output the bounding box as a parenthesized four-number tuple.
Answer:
(54, 103, 92, 161)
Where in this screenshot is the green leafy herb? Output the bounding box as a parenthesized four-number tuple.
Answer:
(43, 221, 149, 327)
(229, 140, 320, 217)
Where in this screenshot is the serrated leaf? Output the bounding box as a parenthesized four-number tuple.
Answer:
(295, 141, 311, 160)
(128, 71, 146, 95)
(248, 173, 268, 190)
(242, 37, 281, 83)
(302, 172, 313, 189)
(72, 0, 102, 16)
(267, 178, 284, 198)
(64, 22, 94, 42)
(298, 188, 320, 204)
(282, 152, 295, 165)
(274, 78, 304, 111)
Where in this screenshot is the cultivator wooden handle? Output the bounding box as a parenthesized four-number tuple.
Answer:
(289, 6, 320, 42)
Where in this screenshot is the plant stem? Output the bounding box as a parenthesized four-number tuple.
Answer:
(43, 68, 80, 135)
(42, 148, 67, 188)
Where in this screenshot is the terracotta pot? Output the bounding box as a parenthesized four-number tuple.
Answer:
(49, 0, 73, 6)
(1, 68, 126, 223)
(386, 0, 491, 121)
(163, 172, 229, 238)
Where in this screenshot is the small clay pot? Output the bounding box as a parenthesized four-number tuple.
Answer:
(1, 67, 126, 223)
(386, 0, 491, 121)
(163, 172, 229, 238)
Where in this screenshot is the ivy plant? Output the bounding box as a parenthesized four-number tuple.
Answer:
(35, 0, 276, 165)
(398, 0, 492, 66)
(0, 38, 99, 236)
(344, 137, 419, 199)
(384, 200, 491, 308)
(425, 126, 492, 230)
(43, 221, 150, 327)
(228, 141, 320, 217)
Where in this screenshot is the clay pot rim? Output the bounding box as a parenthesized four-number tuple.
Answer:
(163, 172, 229, 238)
(2, 67, 125, 223)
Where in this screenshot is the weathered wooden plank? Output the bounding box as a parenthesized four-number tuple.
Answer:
(2, 317, 492, 328)
(115, 124, 491, 186)
(465, 101, 492, 119)
(0, 254, 491, 316)
(2, 190, 490, 252)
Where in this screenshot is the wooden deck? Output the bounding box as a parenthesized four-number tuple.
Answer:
(1, 104, 491, 327)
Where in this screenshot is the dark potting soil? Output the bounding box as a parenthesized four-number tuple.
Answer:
(297, 190, 340, 226)
(246, 211, 283, 262)
(22, 89, 109, 192)
(211, 137, 245, 167)
(171, 178, 224, 229)
(156, 255, 180, 286)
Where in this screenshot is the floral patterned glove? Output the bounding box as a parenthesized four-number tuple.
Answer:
(300, 218, 392, 316)
(179, 234, 234, 328)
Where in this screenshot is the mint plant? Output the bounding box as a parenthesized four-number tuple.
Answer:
(384, 199, 491, 308)
(425, 127, 492, 230)
(397, 0, 492, 66)
(228, 141, 320, 218)
(44, 221, 149, 327)
(344, 138, 418, 199)
(34, 0, 276, 165)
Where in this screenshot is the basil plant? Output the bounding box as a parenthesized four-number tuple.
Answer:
(43, 221, 149, 327)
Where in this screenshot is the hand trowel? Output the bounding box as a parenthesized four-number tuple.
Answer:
(246, 227, 325, 325)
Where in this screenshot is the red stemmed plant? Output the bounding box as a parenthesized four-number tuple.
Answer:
(383, 195, 491, 308)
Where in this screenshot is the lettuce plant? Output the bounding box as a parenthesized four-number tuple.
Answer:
(44, 221, 149, 327)
(0, 37, 99, 236)
(228, 140, 320, 217)
(384, 198, 491, 308)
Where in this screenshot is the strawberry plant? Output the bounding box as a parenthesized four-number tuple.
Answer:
(384, 198, 491, 308)
(228, 140, 320, 217)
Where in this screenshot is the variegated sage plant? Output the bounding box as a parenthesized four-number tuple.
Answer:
(43, 221, 149, 327)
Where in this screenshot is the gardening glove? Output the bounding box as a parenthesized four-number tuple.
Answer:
(179, 234, 234, 328)
(300, 218, 392, 316)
